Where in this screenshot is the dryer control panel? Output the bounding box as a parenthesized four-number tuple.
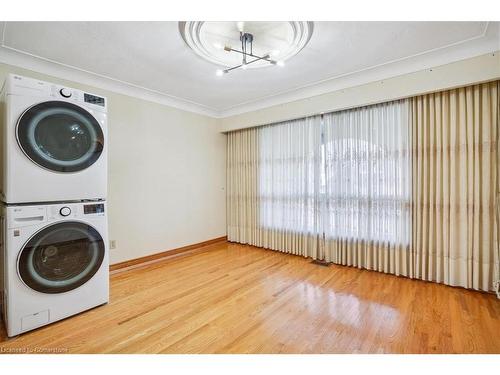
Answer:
(5, 74, 107, 112)
(84, 203, 105, 215)
(84, 93, 105, 107)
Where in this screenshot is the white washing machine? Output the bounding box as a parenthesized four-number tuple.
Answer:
(0, 74, 108, 204)
(0, 201, 109, 337)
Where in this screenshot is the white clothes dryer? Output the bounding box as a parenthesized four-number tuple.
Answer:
(0, 74, 108, 204)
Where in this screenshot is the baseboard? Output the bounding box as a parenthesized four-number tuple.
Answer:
(109, 236, 227, 273)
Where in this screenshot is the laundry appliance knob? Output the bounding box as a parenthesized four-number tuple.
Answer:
(59, 88, 72, 98)
(59, 207, 71, 217)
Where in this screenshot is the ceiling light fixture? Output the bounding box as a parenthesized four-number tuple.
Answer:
(179, 22, 313, 73)
(216, 31, 279, 75)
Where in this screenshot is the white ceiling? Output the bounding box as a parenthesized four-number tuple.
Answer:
(0, 21, 499, 117)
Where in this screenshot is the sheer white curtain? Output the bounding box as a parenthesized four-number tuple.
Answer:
(258, 117, 322, 257)
(259, 118, 321, 233)
(227, 117, 322, 258)
(321, 100, 413, 275)
(228, 103, 411, 265)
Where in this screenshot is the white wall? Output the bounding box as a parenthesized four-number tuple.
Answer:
(0, 63, 227, 265)
(218, 52, 500, 131)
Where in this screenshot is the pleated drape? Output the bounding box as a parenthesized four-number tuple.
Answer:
(227, 117, 322, 258)
(410, 81, 499, 291)
(226, 81, 499, 292)
(322, 100, 413, 277)
(226, 127, 260, 244)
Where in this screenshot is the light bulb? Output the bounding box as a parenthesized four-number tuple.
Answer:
(216, 69, 224, 76)
(213, 42, 223, 50)
(271, 50, 280, 57)
(277, 60, 285, 67)
(241, 64, 248, 70)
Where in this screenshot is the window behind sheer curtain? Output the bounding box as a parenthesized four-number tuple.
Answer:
(259, 117, 322, 234)
(322, 101, 411, 245)
(258, 100, 411, 246)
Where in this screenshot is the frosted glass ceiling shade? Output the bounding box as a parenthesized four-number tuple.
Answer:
(179, 21, 314, 69)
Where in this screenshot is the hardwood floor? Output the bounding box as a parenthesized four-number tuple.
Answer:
(1, 241, 499, 354)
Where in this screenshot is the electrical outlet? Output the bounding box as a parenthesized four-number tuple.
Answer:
(110, 240, 116, 249)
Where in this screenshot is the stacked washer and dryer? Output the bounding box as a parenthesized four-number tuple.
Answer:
(0, 74, 109, 337)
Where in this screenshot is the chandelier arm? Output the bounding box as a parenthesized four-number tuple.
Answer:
(242, 57, 263, 67)
(244, 56, 272, 66)
(225, 56, 271, 73)
(226, 48, 276, 64)
(225, 64, 245, 73)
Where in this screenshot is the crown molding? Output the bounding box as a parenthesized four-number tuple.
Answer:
(0, 22, 497, 120)
(217, 22, 499, 118)
(0, 44, 219, 118)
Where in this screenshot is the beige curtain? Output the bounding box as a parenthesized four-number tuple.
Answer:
(227, 117, 322, 258)
(227, 127, 260, 245)
(410, 81, 499, 291)
(227, 81, 499, 292)
(321, 100, 413, 277)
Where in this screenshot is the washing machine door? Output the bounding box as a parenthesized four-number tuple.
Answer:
(16, 101, 104, 173)
(18, 222, 105, 294)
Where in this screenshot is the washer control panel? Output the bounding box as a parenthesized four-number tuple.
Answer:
(46, 202, 105, 219)
(8, 203, 106, 226)
(48, 204, 77, 220)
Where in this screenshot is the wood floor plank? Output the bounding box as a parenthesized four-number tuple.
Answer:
(0, 242, 499, 354)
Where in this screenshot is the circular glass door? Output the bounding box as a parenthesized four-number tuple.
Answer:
(18, 222, 105, 294)
(16, 101, 104, 173)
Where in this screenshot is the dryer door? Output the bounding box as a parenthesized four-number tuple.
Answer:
(16, 101, 104, 173)
(18, 222, 105, 294)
